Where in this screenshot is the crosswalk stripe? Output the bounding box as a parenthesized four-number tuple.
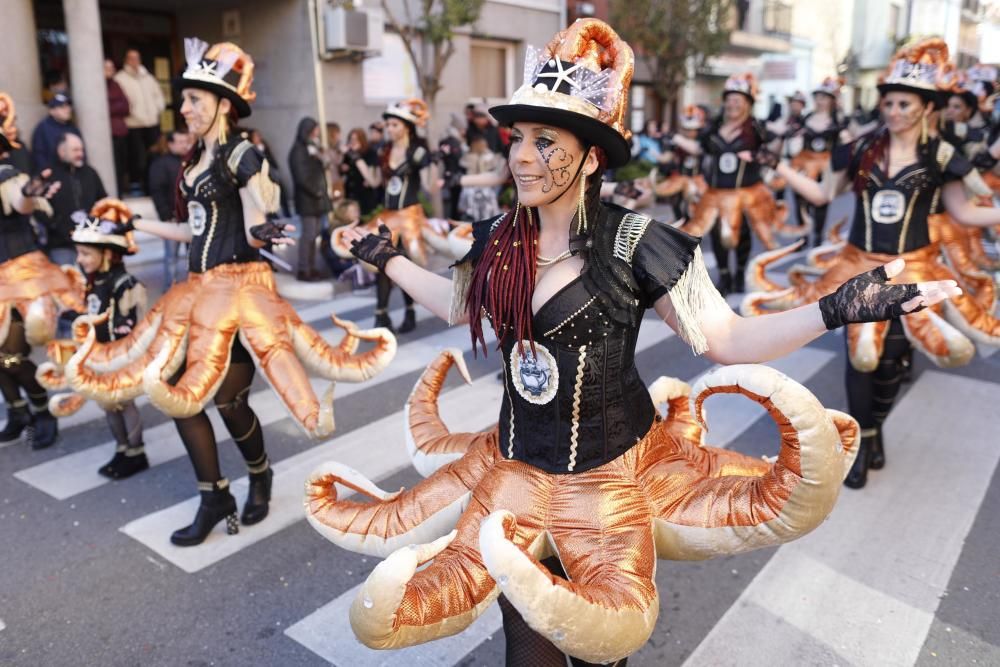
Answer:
(682, 370, 1000, 666)
(283, 346, 834, 666)
(14, 306, 447, 500)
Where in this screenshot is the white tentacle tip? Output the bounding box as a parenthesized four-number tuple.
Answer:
(443, 347, 473, 383)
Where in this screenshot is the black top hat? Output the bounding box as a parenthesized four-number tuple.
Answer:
(176, 38, 256, 118)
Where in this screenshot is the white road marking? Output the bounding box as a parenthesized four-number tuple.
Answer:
(683, 371, 1000, 666)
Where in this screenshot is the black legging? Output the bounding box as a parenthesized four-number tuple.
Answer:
(375, 273, 414, 312)
(709, 215, 752, 281)
(845, 319, 910, 431)
(171, 338, 266, 484)
(498, 556, 628, 667)
(0, 311, 48, 410)
(799, 199, 829, 247)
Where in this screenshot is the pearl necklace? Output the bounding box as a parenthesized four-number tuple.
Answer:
(536, 249, 573, 268)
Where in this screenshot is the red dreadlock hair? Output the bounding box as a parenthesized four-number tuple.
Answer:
(466, 146, 607, 357)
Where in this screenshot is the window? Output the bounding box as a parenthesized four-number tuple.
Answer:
(470, 40, 514, 103)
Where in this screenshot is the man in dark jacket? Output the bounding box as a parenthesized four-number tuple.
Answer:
(288, 117, 331, 281)
(148, 130, 190, 287)
(105, 58, 131, 194)
(30, 94, 81, 172)
(40, 132, 107, 266)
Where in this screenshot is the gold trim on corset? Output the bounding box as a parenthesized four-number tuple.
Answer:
(567, 345, 587, 472)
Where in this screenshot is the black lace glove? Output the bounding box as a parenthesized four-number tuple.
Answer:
(818, 265, 922, 330)
(249, 220, 292, 243)
(21, 172, 55, 198)
(753, 146, 780, 169)
(350, 223, 401, 273)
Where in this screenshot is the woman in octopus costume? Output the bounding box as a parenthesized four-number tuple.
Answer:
(745, 38, 1000, 490)
(784, 77, 850, 246)
(63, 39, 396, 546)
(302, 20, 960, 665)
(672, 73, 796, 295)
(0, 92, 80, 450)
(653, 104, 707, 222)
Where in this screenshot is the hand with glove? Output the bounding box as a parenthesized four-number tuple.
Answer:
(817, 258, 961, 330)
(342, 223, 402, 273)
(21, 168, 60, 199)
(249, 219, 297, 245)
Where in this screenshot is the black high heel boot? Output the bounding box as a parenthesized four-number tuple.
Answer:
(373, 309, 394, 332)
(98, 445, 127, 478)
(844, 431, 874, 489)
(868, 427, 885, 470)
(242, 467, 273, 525)
(397, 307, 417, 334)
(28, 409, 59, 450)
(0, 403, 32, 443)
(716, 269, 732, 297)
(170, 480, 239, 546)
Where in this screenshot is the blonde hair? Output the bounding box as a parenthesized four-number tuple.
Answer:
(332, 199, 360, 227)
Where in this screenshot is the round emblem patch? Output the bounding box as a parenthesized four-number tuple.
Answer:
(386, 176, 404, 197)
(718, 152, 739, 174)
(811, 137, 827, 152)
(683, 155, 698, 170)
(86, 293, 102, 316)
(509, 341, 559, 405)
(188, 201, 207, 236)
(871, 190, 906, 224)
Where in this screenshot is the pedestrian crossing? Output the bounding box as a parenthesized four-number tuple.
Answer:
(4, 265, 1000, 665)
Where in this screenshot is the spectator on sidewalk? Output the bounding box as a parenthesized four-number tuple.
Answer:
(105, 58, 131, 195)
(465, 103, 504, 153)
(288, 117, 332, 281)
(114, 49, 165, 195)
(30, 94, 81, 172)
(340, 127, 379, 216)
(38, 132, 107, 267)
(148, 130, 190, 287)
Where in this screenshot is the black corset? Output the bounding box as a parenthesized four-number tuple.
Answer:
(848, 162, 938, 254)
(495, 279, 656, 474)
(180, 164, 260, 273)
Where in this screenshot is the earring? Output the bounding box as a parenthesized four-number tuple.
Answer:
(576, 174, 588, 234)
(920, 114, 928, 144)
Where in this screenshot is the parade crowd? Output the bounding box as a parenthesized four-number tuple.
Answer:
(3, 23, 1000, 666)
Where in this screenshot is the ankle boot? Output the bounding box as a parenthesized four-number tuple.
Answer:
(170, 481, 239, 547)
(98, 445, 128, 478)
(844, 433, 873, 489)
(716, 270, 732, 297)
(373, 309, 394, 332)
(0, 404, 32, 443)
(868, 428, 885, 470)
(397, 307, 417, 334)
(242, 467, 273, 525)
(108, 446, 150, 480)
(28, 409, 59, 450)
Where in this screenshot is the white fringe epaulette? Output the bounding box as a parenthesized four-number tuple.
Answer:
(449, 261, 473, 326)
(666, 246, 727, 355)
(245, 161, 281, 215)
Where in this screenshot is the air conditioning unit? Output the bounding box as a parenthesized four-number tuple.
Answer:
(324, 6, 384, 55)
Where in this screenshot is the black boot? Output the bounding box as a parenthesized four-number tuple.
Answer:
(108, 446, 149, 480)
(0, 403, 32, 443)
(242, 467, 273, 525)
(170, 480, 239, 547)
(716, 269, 732, 297)
(98, 445, 127, 478)
(733, 265, 746, 294)
(844, 433, 873, 489)
(397, 307, 417, 334)
(27, 409, 58, 450)
(373, 309, 394, 333)
(868, 428, 885, 470)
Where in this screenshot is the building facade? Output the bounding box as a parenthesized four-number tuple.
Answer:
(5, 0, 562, 197)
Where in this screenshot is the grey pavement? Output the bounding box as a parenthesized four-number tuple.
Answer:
(1, 194, 999, 666)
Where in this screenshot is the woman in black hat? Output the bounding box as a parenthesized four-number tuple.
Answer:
(752, 38, 1000, 489)
(335, 20, 960, 666)
(65, 39, 395, 546)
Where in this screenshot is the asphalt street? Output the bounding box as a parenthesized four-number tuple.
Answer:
(1, 193, 998, 666)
